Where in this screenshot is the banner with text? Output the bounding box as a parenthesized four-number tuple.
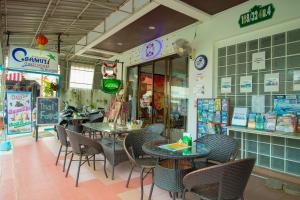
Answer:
(37, 97, 59, 125)
(7, 92, 32, 135)
(8, 46, 58, 74)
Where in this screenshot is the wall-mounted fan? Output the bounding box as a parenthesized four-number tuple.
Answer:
(172, 38, 194, 59)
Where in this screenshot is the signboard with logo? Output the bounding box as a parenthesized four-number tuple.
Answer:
(140, 39, 163, 61)
(36, 97, 59, 125)
(8, 46, 58, 74)
(101, 79, 121, 94)
(239, 4, 275, 28)
(7, 92, 32, 135)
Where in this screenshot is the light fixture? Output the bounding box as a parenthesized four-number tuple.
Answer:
(148, 26, 156, 30)
(117, 42, 123, 46)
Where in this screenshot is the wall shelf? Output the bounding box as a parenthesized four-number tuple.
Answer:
(228, 126, 300, 177)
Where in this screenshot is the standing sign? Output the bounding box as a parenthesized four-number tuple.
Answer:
(36, 97, 59, 125)
(8, 46, 58, 74)
(239, 4, 275, 28)
(7, 92, 32, 135)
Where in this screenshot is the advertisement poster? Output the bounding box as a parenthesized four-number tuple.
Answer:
(264, 73, 279, 92)
(252, 95, 265, 113)
(7, 92, 32, 135)
(231, 107, 248, 127)
(252, 52, 265, 70)
(8, 46, 58, 74)
(240, 76, 252, 93)
(221, 77, 232, 93)
(293, 70, 300, 91)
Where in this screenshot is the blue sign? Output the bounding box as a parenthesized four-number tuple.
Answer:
(140, 39, 163, 61)
(9, 46, 58, 74)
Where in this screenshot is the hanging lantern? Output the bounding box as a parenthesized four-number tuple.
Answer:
(35, 34, 48, 49)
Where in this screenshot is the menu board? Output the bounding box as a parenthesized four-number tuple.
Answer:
(36, 97, 59, 125)
(7, 92, 32, 135)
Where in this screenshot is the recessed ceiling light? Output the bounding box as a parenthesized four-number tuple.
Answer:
(117, 42, 123, 46)
(148, 26, 156, 30)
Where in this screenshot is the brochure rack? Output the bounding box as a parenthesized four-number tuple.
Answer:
(197, 98, 230, 139)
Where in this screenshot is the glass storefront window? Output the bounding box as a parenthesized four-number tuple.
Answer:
(127, 56, 188, 138)
(170, 57, 188, 131)
(138, 64, 153, 124)
(127, 67, 138, 121)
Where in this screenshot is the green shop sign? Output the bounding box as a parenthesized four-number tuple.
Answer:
(239, 4, 275, 28)
(101, 79, 121, 94)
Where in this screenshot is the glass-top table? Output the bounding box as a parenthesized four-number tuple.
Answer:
(142, 140, 210, 160)
(82, 122, 142, 179)
(142, 140, 210, 200)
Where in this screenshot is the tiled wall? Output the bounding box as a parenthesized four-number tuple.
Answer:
(217, 28, 300, 113)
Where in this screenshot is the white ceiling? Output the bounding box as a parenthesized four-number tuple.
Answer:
(0, 0, 128, 62)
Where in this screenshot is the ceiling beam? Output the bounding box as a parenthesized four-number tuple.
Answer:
(75, 1, 159, 56)
(41, 0, 62, 32)
(80, 53, 108, 60)
(4, 0, 7, 33)
(63, 0, 93, 34)
(153, 0, 211, 22)
(81, 0, 118, 12)
(88, 48, 120, 56)
(30, 0, 54, 47)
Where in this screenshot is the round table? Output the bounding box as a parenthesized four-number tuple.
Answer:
(142, 140, 210, 200)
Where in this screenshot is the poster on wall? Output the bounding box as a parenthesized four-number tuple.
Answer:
(8, 46, 58, 74)
(36, 97, 59, 125)
(252, 52, 265, 70)
(221, 77, 232, 93)
(251, 95, 265, 113)
(264, 73, 279, 92)
(240, 76, 252, 93)
(293, 70, 300, 91)
(7, 92, 32, 135)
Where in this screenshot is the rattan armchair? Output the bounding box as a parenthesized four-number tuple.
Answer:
(144, 123, 165, 136)
(55, 125, 72, 172)
(194, 134, 239, 169)
(183, 158, 256, 200)
(124, 129, 164, 200)
(65, 129, 108, 187)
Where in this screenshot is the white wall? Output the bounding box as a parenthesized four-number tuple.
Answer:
(115, 0, 300, 139)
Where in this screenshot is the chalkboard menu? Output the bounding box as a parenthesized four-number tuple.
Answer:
(36, 97, 59, 125)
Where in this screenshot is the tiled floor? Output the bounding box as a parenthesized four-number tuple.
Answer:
(0, 135, 300, 200)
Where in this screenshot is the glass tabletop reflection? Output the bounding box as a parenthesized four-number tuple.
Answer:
(82, 122, 141, 133)
(142, 140, 210, 160)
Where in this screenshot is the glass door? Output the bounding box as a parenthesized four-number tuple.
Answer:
(138, 64, 153, 125)
(169, 57, 188, 140)
(153, 60, 167, 124)
(127, 56, 188, 138)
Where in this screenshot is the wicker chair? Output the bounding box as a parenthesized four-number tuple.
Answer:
(144, 123, 165, 136)
(65, 129, 108, 187)
(182, 158, 255, 200)
(124, 130, 164, 200)
(194, 134, 239, 169)
(55, 125, 72, 172)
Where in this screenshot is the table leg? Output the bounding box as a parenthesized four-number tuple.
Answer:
(173, 159, 177, 200)
(35, 125, 38, 142)
(112, 133, 116, 180)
